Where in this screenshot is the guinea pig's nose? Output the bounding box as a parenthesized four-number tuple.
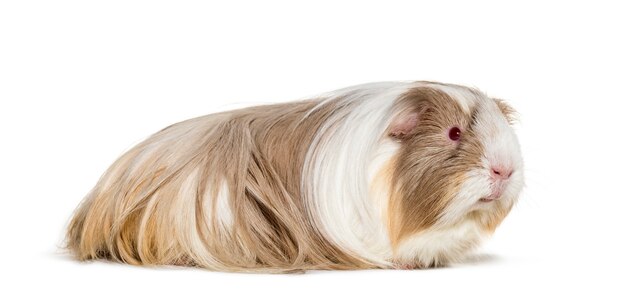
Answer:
(491, 166, 513, 180)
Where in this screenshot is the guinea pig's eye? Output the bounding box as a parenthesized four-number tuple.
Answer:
(448, 127, 461, 141)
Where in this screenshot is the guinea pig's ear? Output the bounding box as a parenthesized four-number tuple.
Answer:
(389, 111, 420, 140)
(494, 98, 518, 124)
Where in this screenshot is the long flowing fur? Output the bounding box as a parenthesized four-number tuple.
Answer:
(66, 82, 523, 272)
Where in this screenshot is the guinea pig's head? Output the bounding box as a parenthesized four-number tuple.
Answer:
(386, 84, 524, 249)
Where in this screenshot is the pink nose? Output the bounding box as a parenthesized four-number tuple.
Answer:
(491, 166, 513, 180)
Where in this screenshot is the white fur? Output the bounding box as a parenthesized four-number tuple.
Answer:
(368, 139, 401, 184)
(215, 181, 233, 229)
(393, 218, 485, 266)
(198, 181, 232, 231)
(477, 102, 524, 184)
(303, 82, 412, 265)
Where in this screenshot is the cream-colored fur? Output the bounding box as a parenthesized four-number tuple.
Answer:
(65, 81, 523, 272)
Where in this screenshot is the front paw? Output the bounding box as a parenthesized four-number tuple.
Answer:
(393, 262, 424, 270)
(393, 260, 445, 270)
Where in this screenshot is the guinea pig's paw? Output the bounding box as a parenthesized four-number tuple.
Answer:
(392, 259, 448, 270)
(393, 261, 424, 270)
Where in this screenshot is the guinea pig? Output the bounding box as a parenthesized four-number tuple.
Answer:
(65, 81, 524, 272)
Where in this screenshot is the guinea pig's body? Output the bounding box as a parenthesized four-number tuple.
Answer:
(66, 81, 523, 272)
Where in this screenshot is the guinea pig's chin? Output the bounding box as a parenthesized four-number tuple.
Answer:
(474, 183, 521, 211)
(463, 197, 500, 215)
(438, 175, 522, 226)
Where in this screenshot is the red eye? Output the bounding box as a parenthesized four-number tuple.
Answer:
(448, 127, 461, 141)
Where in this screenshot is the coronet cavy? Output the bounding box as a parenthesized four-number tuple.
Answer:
(66, 81, 524, 272)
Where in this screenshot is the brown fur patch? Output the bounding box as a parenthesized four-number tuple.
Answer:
(387, 87, 485, 247)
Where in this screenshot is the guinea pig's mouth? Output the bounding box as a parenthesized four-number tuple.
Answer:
(479, 198, 495, 203)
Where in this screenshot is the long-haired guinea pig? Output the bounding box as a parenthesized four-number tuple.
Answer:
(65, 81, 523, 272)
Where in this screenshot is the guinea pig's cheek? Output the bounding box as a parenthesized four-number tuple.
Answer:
(437, 174, 490, 226)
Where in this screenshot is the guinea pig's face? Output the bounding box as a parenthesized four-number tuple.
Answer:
(388, 85, 523, 242)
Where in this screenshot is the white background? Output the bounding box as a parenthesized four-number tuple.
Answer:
(1, 1, 625, 304)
